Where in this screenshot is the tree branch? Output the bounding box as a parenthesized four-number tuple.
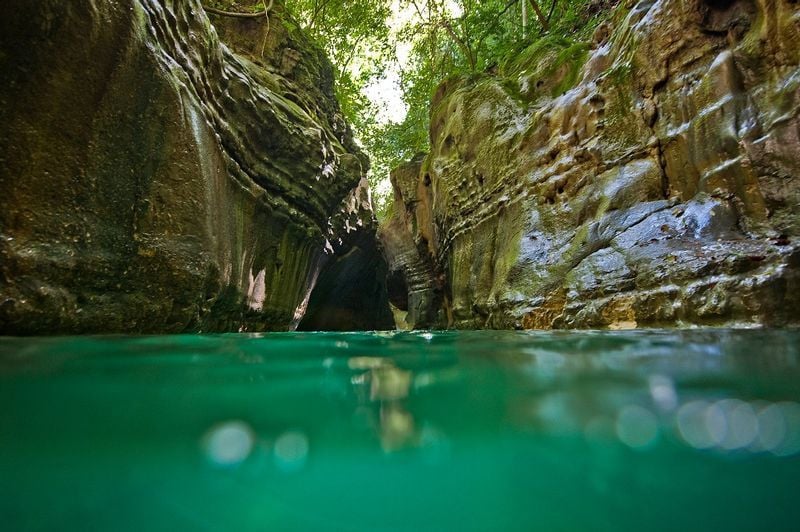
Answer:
(438, 18, 476, 71)
(260, 0, 274, 58)
(202, 2, 274, 58)
(547, 0, 558, 25)
(527, 0, 549, 31)
(202, 5, 266, 18)
(341, 33, 368, 73)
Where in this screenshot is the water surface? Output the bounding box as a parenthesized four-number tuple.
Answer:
(1, 330, 799, 531)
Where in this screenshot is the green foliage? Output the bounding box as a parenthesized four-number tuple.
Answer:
(283, 1, 393, 128)
(375, 1, 612, 205)
(283, 1, 394, 211)
(277, 0, 617, 217)
(205, 1, 265, 13)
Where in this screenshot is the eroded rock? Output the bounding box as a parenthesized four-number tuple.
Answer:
(381, 0, 800, 329)
(378, 156, 444, 329)
(0, 0, 388, 334)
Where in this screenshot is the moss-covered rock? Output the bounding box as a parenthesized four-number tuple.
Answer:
(381, 0, 800, 330)
(0, 0, 388, 334)
(377, 156, 445, 329)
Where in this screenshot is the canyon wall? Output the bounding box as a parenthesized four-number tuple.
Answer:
(382, 0, 800, 329)
(0, 0, 391, 334)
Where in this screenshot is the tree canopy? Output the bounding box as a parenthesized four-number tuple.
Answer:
(207, 1, 616, 215)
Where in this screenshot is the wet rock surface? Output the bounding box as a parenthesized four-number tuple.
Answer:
(378, 157, 445, 329)
(380, 0, 800, 329)
(0, 0, 389, 334)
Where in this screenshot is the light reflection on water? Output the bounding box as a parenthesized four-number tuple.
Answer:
(1, 329, 800, 530)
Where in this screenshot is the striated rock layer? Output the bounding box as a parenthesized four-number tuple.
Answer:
(378, 156, 444, 329)
(0, 0, 390, 334)
(381, 0, 800, 329)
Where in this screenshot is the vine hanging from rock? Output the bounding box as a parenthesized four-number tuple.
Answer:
(203, 1, 274, 57)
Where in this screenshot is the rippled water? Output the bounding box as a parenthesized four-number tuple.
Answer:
(1, 330, 799, 531)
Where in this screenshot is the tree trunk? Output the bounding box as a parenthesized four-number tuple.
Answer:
(527, 0, 549, 31)
(522, 0, 528, 39)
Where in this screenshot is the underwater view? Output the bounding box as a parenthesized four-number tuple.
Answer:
(2, 330, 799, 531)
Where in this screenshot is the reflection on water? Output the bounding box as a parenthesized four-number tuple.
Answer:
(349, 356, 415, 452)
(1, 329, 800, 530)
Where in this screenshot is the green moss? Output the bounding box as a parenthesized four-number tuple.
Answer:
(605, 61, 633, 87)
(548, 42, 590, 97)
(498, 36, 590, 104)
(501, 35, 575, 79)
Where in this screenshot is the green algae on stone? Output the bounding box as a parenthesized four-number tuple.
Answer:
(380, 0, 800, 331)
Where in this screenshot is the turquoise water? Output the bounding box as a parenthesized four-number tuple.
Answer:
(1, 330, 799, 531)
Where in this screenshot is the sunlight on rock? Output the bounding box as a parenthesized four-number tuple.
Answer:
(274, 431, 309, 473)
(202, 420, 255, 467)
(608, 321, 637, 331)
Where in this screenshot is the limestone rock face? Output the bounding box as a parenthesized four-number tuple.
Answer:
(378, 157, 444, 329)
(381, 0, 800, 329)
(0, 0, 387, 334)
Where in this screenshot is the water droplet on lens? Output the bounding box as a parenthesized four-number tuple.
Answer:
(705, 403, 727, 446)
(757, 403, 787, 452)
(773, 402, 800, 457)
(616, 405, 659, 449)
(649, 375, 677, 411)
(420, 424, 450, 464)
(274, 430, 310, 472)
(677, 401, 715, 450)
(718, 400, 758, 450)
(414, 372, 435, 389)
(203, 420, 255, 467)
